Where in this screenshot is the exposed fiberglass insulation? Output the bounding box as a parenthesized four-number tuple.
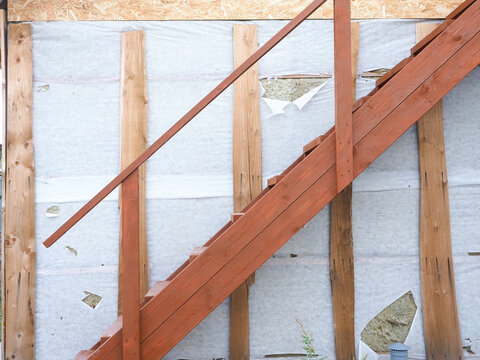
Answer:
(31, 20, 480, 360)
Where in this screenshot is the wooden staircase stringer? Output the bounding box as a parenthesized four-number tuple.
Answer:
(80, 1, 480, 358)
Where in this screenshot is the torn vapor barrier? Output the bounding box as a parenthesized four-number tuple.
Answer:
(361, 291, 417, 352)
(260, 76, 331, 116)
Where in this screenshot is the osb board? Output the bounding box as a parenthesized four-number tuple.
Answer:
(8, 0, 464, 21)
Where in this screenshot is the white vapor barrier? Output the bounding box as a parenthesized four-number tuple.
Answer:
(30, 19, 480, 360)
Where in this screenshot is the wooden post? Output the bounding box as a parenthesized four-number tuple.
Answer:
(329, 22, 359, 360)
(333, 0, 353, 192)
(230, 24, 261, 360)
(4, 23, 35, 360)
(416, 23, 463, 360)
(118, 30, 149, 315)
(121, 169, 141, 360)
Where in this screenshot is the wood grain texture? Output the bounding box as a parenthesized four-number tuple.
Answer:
(43, 0, 329, 248)
(4, 23, 35, 360)
(118, 30, 149, 315)
(231, 24, 261, 360)
(85, 8, 480, 357)
(329, 21, 358, 360)
(416, 23, 463, 360)
(8, 0, 464, 21)
(0, 9, 7, 353)
(334, 0, 353, 191)
(121, 170, 141, 360)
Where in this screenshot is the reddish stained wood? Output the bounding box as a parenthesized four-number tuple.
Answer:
(145, 281, 169, 302)
(85, 11, 480, 357)
(43, 0, 328, 249)
(411, 20, 452, 56)
(231, 213, 245, 223)
(447, 0, 477, 19)
(334, 0, 353, 192)
(376, 56, 412, 88)
(121, 170, 141, 360)
(416, 23, 463, 360)
(352, 95, 371, 113)
(189, 247, 207, 263)
(267, 175, 284, 187)
(329, 21, 358, 360)
(79, 3, 480, 359)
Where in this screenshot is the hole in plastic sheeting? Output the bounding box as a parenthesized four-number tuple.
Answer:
(260, 76, 331, 102)
(82, 291, 102, 309)
(360, 68, 390, 79)
(65, 246, 78, 256)
(37, 84, 50, 93)
(360, 290, 417, 352)
(45, 205, 60, 217)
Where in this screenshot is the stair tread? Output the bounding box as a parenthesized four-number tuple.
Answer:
(231, 213, 244, 222)
(100, 316, 122, 342)
(145, 281, 170, 300)
(74, 350, 95, 360)
(267, 175, 284, 187)
(189, 246, 207, 262)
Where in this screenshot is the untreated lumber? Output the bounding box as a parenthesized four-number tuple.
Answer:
(0, 9, 7, 354)
(416, 23, 463, 360)
(118, 30, 149, 315)
(333, 0, 353, 191)
(88, 5, 480, 357)
(8, 0, 465, 21)
(231, 23, 261, 360)
(43, 0, 329, 248)
(329, 21, 359, 360)
(4, 23, 35, 360)
(121, 170, 141, 360)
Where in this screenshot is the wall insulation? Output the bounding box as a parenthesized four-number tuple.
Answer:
(31, 20, 480, 359)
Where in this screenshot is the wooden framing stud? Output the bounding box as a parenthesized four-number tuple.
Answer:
(416, 23, 463, 360)
(4, 23, 35, 360)
(118, 30, 149, 315)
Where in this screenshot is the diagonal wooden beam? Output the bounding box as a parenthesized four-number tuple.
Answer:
(334, 0, 353, 192)
(416, 23, 463, 360)
(88, 7, 480, 357)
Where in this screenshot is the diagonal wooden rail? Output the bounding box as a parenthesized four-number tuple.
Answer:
(43, 0, 328, 248)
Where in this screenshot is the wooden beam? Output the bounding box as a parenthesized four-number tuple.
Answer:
(43, 0, 329, 248)
(4, 23, 35, 360)
(416, 23, 463, 360)
(0, 8, 7, 354)
(7, 0, 465, 21)
(329, 21, 359, 360)
(88, 16, 480, 358)
(121, 170, 141, 360)
(334, 0, 353, 191)
(231, 23, 261, 360)
(118, 30, 149, 315)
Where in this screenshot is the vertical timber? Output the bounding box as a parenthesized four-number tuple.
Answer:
(4, 23, 35, 360)
(231, 24, 261, 360)
(416, 23, 463, 360)
(121, 170, 141, 360)
(329, 22, 359, 360)
(334, 0, 353, 192)
(118, 30, 149, 315)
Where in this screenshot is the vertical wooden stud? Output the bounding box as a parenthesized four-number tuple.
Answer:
(0, 8, 8, 353)
(329, 22, 359, 360)
(118, 30, 149, 315)
(4, 23, 35, 360)
(416, 23, 463, 360)
(231, 24, 261, 360)
(334, 0, 353, 192)
(121, 170, 141, 360)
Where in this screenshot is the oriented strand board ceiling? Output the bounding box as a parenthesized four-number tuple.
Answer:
(8, 0, 463, 21)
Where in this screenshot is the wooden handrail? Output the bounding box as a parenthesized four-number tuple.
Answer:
(43, 0, 328, 248)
